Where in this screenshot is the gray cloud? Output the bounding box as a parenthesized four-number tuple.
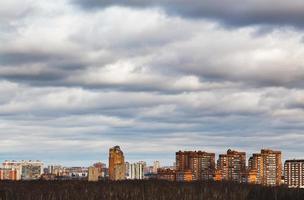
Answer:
(2, 3, 303, 91)
(0, 1, 304, 165)
(72, 0, 304, 28)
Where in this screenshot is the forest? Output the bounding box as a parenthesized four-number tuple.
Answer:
(0, 180, 303, 200)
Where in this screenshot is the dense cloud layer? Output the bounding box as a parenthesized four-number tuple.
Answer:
(0, 0, 304, 166)
(73, 0, 304, 28)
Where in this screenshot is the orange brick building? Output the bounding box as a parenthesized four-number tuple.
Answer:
(109, 146, 125, 180)
(248, 149, 282, 186)
(217, 149, 246, 183)
(176, 151, 215, 180)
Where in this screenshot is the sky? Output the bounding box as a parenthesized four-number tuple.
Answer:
(1, 0, 304, 166)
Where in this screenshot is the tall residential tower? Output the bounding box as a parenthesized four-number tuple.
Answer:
(284, 159, 304, 188)
(248, 149, 282, 186)
(217, 149, 246, 183)
(109, 146, 125, 180)
(176, 151, 215, 181)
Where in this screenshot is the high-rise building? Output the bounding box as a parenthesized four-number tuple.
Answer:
(128, 162, 144, 180)
(217, 154, 228, 181)
(248, 153, 263, 183)
(248, 149, 282, 186)
(284, 159, 304, 188)
(246, 156, 258, 184)
(176, 151, 215, 180)
(138, 161, 147, 176)
(200, 153, 216, 180)
(153, 161, 160, 174)
(217, 149, 246, 183)
(109, 146, 125, 180)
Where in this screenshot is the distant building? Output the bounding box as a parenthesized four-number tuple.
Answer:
(64, 167, 88, 180)
(200, 153, 216, 180)
(176, 151, 215, 180)
(128, 162, 144, 180)
(0, 168, 18, 180)
(217, 154, 228, 180)
(138, 161, 147, 176)
(21, 161, 44, 180)
(217, 149, 246, 183)
(2, 161, 22, 180)
(109, 146, 125, 180)
(144, 166, 154, 176)
(88, 166, 103, 182)
(93, 162, 107, 179)
(47, 165, 64, 176)
(284, 159, 304, 188)
(41, 173, 56, 180)
(157, 168, 176, 181)
(42, 166, 88, 181)
(249, 149, 282, 186)
(153, 161, 160, 174)
(2, 160, 43, 180)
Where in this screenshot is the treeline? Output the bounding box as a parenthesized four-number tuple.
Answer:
(0, 180, 303, 200)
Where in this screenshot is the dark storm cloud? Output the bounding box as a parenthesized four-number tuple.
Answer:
(72, 0, 304, 28)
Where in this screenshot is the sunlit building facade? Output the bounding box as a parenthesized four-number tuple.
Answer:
(284, 159, 304, 188)
(109, 146, 125, 180)
(248, 149, 282, 186)
(217, 149, 246, 183)
(176, 151, 215, 180)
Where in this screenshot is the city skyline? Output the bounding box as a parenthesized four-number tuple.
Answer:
(1, 0, 304, 166)
(1, 146, 299, 188)
(0, 146, 297, 167)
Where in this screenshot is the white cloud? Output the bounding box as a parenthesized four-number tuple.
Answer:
(0, 1, 304, 165)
